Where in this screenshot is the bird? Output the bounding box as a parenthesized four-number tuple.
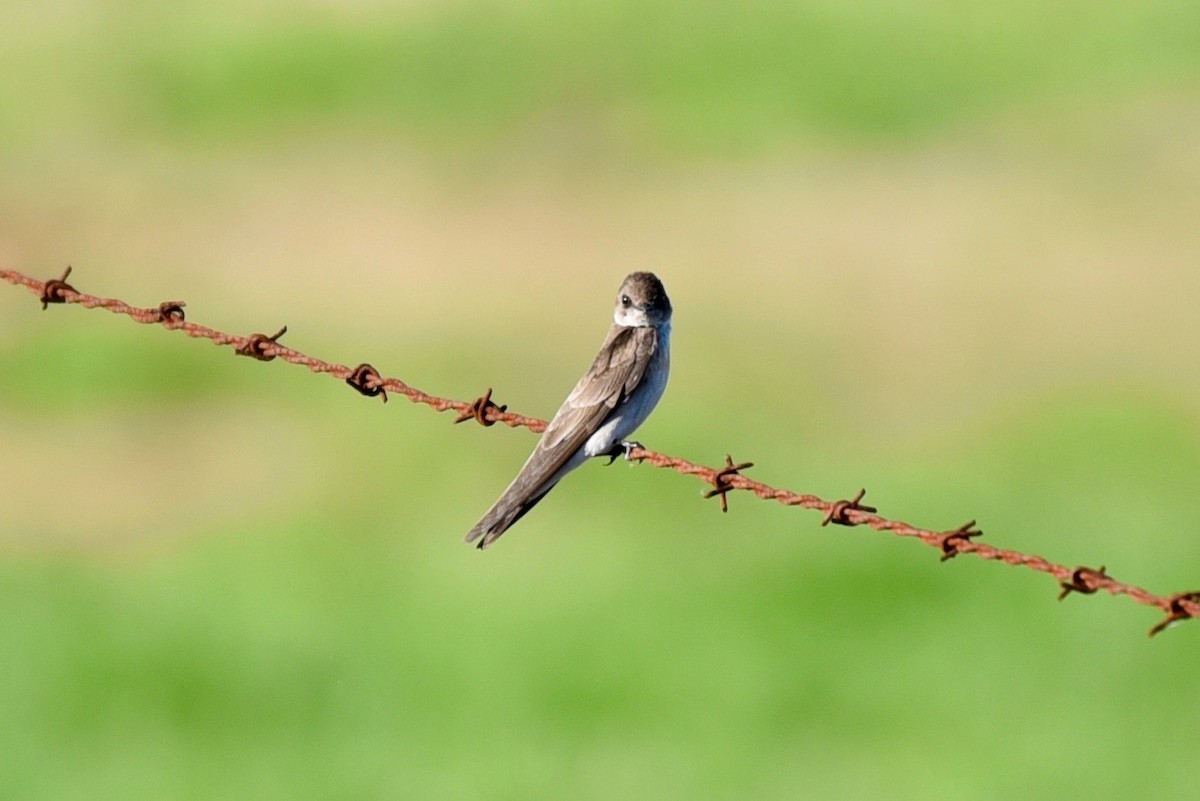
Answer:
(465, 272, 672, 549)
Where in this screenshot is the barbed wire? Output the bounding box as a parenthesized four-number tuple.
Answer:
(4, 266, 1198, 637)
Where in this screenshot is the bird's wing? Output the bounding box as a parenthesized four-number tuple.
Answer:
(543, 324, 659, 452)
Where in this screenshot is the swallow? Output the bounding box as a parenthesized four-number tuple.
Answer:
(465, 271, 672, 549)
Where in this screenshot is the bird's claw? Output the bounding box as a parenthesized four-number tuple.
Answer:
(604, 440, 644, 465)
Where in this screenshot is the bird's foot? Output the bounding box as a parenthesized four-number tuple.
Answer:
(604, 440, 644, 465)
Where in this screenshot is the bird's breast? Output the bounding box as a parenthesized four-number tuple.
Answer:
(582, 324, 670, 456)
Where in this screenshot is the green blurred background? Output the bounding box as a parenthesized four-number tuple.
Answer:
(3, 1, 1200, 798)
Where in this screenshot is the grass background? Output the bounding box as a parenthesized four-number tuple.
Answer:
(2, 1, 1200, 798)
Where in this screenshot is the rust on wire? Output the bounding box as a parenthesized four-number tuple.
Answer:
(2, 266, 1198, 637)
(40, 266, 77, 309)
(1057, 565, 1108, 601)
(454, 387, 507, 426)
(345, 362, 388, 403)
(938, 520, 983, 562)
(821, 488, 876, 527)
(1148, 592, 1200, 638)
(156, 300, 187, 323)
(236, 326, 288, 361)
(703, 454, 754, 513)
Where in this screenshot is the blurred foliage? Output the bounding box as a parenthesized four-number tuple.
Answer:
(2, 1, 1198, 155)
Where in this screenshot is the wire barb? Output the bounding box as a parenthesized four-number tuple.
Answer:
(236, 326, 288, 361)
(454, 387, 507, 426)
(703, 454, 754, 513)
(346, 363, 388, 403)
(40, 266, 76, 310)
(1057, 565, 1108, 601)
(821, 488, 876, 527)
(156, 301, 187, 323)
(3, 267, 1198, 638)
(938, 520, 983, 562)
(1147, 592, 1200, 638)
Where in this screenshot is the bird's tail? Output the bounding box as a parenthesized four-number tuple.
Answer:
(464, 483, 555, 549)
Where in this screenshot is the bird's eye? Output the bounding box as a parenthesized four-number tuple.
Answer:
(620, 295, 632, 308)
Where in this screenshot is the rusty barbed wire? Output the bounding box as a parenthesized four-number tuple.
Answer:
(4, 266, 1198, 637)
